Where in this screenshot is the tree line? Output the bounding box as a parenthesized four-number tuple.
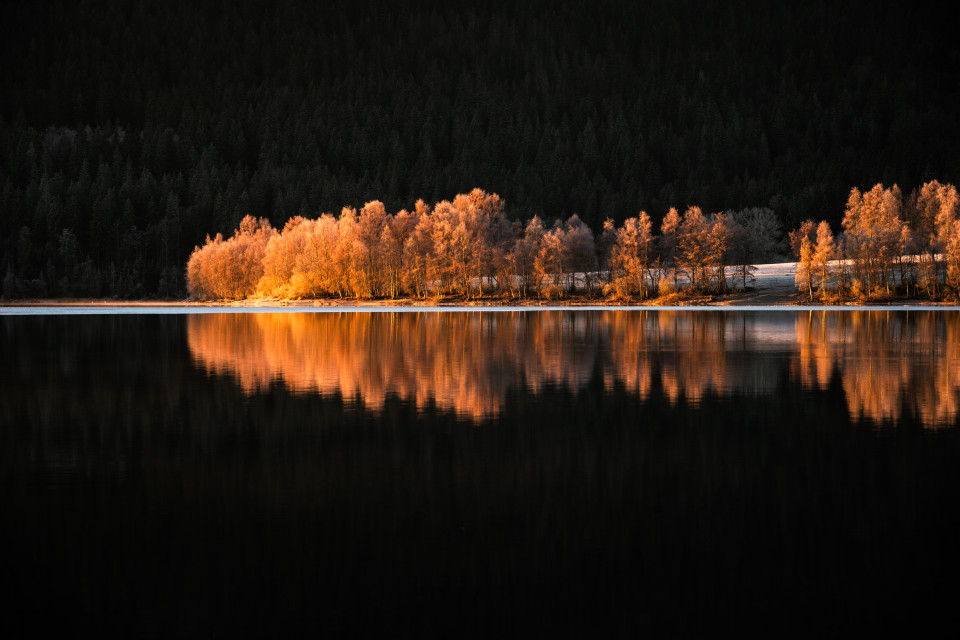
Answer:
(2, 0, 957, 298)
(186, 188, 783, 301)
(792, 180, 960, 301)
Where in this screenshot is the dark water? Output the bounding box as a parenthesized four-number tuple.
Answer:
(3, 309, 960, 637)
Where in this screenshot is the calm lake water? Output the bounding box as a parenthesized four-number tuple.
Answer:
(3, 309, 960, 636)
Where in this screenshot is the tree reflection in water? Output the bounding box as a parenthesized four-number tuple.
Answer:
(793, 310, 960, 428)
(188, 310, 960, 428)
(5, 309, 960, 637)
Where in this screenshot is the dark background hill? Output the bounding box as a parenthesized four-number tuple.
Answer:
(2, 0, 958, 297)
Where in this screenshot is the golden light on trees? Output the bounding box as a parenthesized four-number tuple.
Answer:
(791, 180, 960, 302)
(186, 215, 275, 300)
(185, 188, 784, 303)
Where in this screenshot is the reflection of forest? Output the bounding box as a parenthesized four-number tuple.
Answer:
(187, 312, 599, 419)
(187, 311, 784, 418)
(602, 311, 784, 403)
(10, 315, 960, 638)
(793, 311, 960, 428)
(187, 311, 960, 426)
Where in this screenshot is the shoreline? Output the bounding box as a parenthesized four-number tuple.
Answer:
(3, 298, 959, 313)
(2, 263, 958, 311)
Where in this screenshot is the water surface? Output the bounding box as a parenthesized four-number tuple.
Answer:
(3, 309, 959, 636)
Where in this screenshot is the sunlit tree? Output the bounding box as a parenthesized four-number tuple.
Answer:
(677, 206, 711, 290)
(186, 215, 274, 300)
(334, 206, 359, 298)
(292, 214, 338, 297)
(355, 200, 388, 297)
(186, 232, 223, 300)
(790, 219, 816, 300)
(608, 212, 653, 299)
(451, 192, 495, 298)
(707, 212, 732, 292)
(381, 208, 417, 298)
(907, 180, 960, 270)
(258, 216, 307, 297)
(535, 222, 569, 299)
(659, 206, 681, 290)
(795, 230, 815, 301)
(842, 184, 903, 294)
(403, 202, 434, 298)
(908, 180, 960, 296)
(788, 218, 816, 260)
(812, 220, 835, 298)
(946, 218, 960, 295)
(429, 200, 459, 296)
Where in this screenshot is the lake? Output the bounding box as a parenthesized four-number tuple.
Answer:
(3, 308, 960, 636)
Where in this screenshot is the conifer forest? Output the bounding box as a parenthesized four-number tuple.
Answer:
(1, 0, 958, 298)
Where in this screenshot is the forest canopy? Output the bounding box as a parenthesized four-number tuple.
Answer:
(792, 180, 960, 302)
(185, 188, 781, 301)
(1, 0, 958, 298)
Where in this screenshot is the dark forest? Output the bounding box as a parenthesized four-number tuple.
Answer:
(2, 0, 958, 298)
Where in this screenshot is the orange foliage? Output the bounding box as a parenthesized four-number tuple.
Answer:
(186, 215, 275, 300)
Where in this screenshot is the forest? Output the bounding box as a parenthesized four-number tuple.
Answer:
(793, 180, 960, 302)
(185, 188, 783, 301)
(184, 181, 960, 303)
(1, 0, 958, 298)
